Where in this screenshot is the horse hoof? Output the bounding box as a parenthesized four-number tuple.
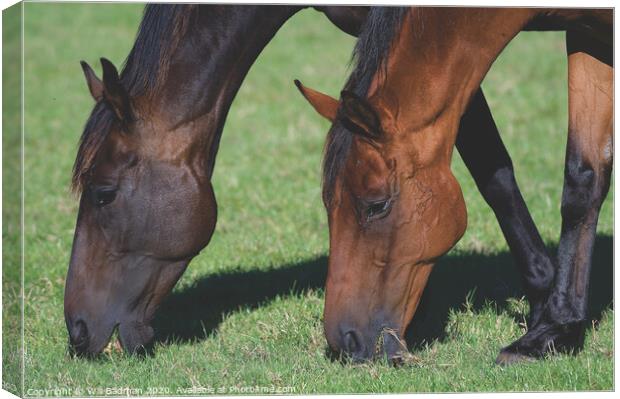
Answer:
(495, 350, 536, 366)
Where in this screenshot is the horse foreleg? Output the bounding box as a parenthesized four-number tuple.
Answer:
(497, 31, 612, 365)
(456, 88, 555, 326)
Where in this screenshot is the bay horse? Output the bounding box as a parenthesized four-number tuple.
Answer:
(65, 4, 369, 357)
(296, 7, 612, 365)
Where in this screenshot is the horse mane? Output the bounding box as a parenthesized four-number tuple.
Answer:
(121, 4, 198, 97)
(71, 4, 198, 193)
(322, 7, 408, 205)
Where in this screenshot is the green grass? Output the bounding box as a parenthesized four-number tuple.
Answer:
(3, 3, 24, 396)
(3, 2, 613, 395)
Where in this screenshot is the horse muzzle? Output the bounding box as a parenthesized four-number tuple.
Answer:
(66, 314, 117, 357)
(67, 318, 90, 355)
(329, 322, 408, 364)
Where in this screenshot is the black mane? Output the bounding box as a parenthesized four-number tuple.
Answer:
(348, 6, 409, 96)
(322, 7, 408, 205)
(121, 4, 197, 97)
(72, 5, 197, 192)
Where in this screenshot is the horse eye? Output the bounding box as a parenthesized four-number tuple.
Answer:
(90, 187, 117, 207)
(366, 199, 392, 221)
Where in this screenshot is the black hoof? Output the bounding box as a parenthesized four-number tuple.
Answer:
(496, 318, 587, 367)
(495, 349, 536, 366)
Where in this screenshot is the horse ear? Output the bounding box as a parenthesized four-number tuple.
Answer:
(294, 79, 338, 122)
(80, 61, 104, 102)
(100, 57, 132, 122)
(339, 90, 382, 140)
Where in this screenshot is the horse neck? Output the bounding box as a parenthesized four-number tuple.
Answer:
(371, 8, 537, 163)
(151, 5, 303, 176)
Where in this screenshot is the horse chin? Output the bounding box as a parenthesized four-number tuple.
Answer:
(118, 320, 155, 354)
(343, 327, 407, 365)
(380, 330, 408, 365)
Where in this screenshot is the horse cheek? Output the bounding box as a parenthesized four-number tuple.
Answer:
(422, 168, 467, 260)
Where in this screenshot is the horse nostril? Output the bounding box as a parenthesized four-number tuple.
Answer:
(343, 330, 360, 355)
(69, 319, 89, 351)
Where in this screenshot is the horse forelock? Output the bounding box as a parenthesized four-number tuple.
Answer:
(72, 102, 115, 193)
(322, 6, 408, 205)
(72, 5, 199, 193)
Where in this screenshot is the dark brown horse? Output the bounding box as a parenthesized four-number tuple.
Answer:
(297, 7, 612, 364)
(65, 4, 369, 357)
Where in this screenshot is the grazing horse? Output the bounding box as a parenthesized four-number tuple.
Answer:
(64, 4, 369, 357)
(67, 3, 504, 358)
(296, 7, 612, 364)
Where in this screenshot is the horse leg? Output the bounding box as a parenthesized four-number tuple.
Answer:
(497, 31, 612, 365)
(456, 89, 555, 327)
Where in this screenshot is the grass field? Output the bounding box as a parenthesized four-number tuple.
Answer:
(3, 2, 614, 395)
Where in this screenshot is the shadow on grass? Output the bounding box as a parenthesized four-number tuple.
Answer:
(153, 235, 612, 350)
(407, 234, 613, 349)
